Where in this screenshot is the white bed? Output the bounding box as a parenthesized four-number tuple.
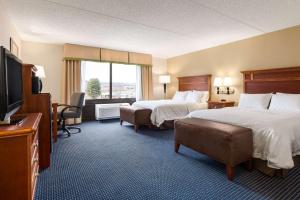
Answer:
(133, 100, 207, 126)
(132, 74, 212, 127)
(187, 106, 300, 170)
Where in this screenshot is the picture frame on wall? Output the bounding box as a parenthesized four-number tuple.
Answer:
(10, 37, 19, 57)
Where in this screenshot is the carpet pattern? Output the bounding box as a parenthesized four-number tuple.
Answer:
(35, 120, 300, 200)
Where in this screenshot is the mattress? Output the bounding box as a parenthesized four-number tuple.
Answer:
(132, 100, 208, 126)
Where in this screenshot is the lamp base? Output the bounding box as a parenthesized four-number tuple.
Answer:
(163, 84, 167, 99)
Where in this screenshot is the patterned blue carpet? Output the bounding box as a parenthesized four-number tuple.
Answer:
(35, 120, 300, 200)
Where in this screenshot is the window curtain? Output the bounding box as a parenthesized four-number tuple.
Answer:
(80, 61, 87, 92)
(140, 65, 153, 100)
(61, 60, 82, 124)
(136, 65, 142, 101)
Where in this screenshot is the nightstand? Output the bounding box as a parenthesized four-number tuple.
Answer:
(208, 101, 235, 109)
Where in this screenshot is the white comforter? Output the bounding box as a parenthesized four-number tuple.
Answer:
(132, 100, 207, 126)
(188, 107, 300, 169)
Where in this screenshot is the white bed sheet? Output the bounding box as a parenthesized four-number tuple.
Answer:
(132, 100, 207, 126)
(187, 107, 300, 169)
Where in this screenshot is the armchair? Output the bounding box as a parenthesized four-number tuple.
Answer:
(57, 92, 85, 137)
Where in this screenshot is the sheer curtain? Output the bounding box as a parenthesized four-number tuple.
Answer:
(136, 65, 142, 101)
(80, 61, 87, 92)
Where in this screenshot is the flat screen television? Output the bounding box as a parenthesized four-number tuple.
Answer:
(0, 46, 23, 123)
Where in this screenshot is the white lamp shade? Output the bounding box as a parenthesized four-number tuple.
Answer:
(213, 77, 223, 87)
(35, 65, 46, 78)
(223, 77, 233, 86)
(159, 75, 171, 84)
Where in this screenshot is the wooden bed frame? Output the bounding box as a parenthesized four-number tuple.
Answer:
(177, 74, 212, 99)
(157, 74, 212, 129)
(241, 66, 300, 177)
(241, 66, 300, 93)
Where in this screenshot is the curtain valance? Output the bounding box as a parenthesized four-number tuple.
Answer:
(129, 52, 152, 65)
(100, 48, 128, 63)
(63, 44, 152, 65)
(64, 44, 100, 61)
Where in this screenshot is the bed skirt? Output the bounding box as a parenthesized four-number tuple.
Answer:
(254, 155, 300, 177)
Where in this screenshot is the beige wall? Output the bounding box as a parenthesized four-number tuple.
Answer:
(152, 57, 167, 99)
(21, 41, 63, 102)
(0, 1, 21, 56)
(167, 25, 300, 102)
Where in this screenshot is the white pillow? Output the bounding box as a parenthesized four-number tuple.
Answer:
(269, 93, 300, 111)
(185, 91, 203, 103)
(172, 91, 188, 102)
(200, 91, 209, 103)
(191, 90, 209, 103)
(238, 93, 272, 110)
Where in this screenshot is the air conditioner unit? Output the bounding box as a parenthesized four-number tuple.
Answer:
(95, 103, 130, 120)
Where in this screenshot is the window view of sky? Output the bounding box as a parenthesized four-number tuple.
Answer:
(81, 61, 139, 99)
(112, 63, 137, 83)
(82, 61, 110, 82)
(82, 61, 137, 83)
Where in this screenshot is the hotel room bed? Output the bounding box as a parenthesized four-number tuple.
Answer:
(133, 100, 207, 126)
(188, 107, 300, 170)
(182, 67, 300, 177)
(132, 75, 211, 127)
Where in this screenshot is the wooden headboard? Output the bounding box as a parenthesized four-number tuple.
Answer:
(241, 67, 300, 94)
(177, 75, 212, 98)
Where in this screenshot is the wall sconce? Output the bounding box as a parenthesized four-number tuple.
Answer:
(223, 77, 234, 95)
(159, 74, 171, 99)
(213, 77, 223, 94)
(213, 77, 234, 95)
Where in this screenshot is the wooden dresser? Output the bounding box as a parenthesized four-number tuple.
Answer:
(0, 113, 42, 200)
(18, 64, 52, 169)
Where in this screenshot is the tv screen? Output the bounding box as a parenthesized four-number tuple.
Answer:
(7, 54, 23, 107)
(0, 46, 23, 122)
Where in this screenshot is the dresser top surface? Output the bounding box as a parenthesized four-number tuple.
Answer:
(0, 113, 42, 137)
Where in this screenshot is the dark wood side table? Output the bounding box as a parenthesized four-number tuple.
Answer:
(208, 101, 235, 109)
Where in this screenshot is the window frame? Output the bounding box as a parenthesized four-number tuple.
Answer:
(82, 61, 138, 101)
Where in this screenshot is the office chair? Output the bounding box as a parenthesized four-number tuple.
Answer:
(57, 92, 85, 137)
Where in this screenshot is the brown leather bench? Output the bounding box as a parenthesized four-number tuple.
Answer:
(120, 106, 152, 132)
(174, 118, 253, 181)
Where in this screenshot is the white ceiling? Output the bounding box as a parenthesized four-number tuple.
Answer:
(2, 0, 300, 58)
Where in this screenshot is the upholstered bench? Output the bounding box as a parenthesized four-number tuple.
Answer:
(174, 118, 253, 181)
(120, 106, 152, 132)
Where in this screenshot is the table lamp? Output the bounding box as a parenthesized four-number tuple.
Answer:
(159, 74, 171, 99)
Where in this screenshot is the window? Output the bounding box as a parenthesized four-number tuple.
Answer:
(81, 61, 140, 100)
(81, 61, 110, 99)
(112, 63, 137, 99)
